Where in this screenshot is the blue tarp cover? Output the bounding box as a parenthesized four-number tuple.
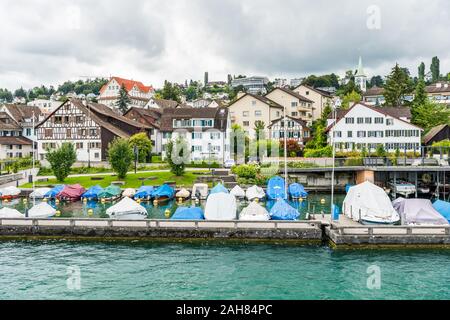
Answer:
(267, 176, 286, 200)
(152, 184, 174, 199)
(134, 186, 155, 199)
(345, 184, 354, 193)
(82, 185, 103, 199)
(269, 199, 300, 220)
(289, 183, 308, 198)
(210, 183, 229, 195)
(433, 200, 450, 222)
(171, 207, 205, 220)
(44, 185, 65, 198)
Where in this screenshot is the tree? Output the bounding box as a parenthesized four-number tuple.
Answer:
(108, 138, 133, 179)
(0, 88, 13, 103)
(369, 76, 384, 88)
(431, 56, 440, 82)
(376, 144, 386, 157)
(129, 132, 153, 163)
(161, 81, 181, 103)
(383, 64, 414, 107)
(115, 84, 131, 114)
(45, 143, 77, 182)
(412, 79, 427, 120)
(412, 100, 450, 132)
(418, 62, 426, 81)
(341, 90, 361, 109)
(166, 136, 189, 176)
(14, 87, 27, 99)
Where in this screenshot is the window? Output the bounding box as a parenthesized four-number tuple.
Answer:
(192, 132, 202, 140)
(76, 142, 84, 149)
(333, 131, 342, 138)
(347, 131, 353, 138)
(357, 117, 364, 124)
(291, 102, 298, 108)
(26, 128, 32, 136)
(210, 132, 221, 140)
(276, 111, 281, 117)
(192, 146, 202, 152)
(76, 116, 84, 123)
(345, 118, 354, 124)
(386, 119, 394, 126)
(357, 131, 366, 138)
(255, 110, 262, 117)
(89, 142, 101, 149)
(305, 91, 310, 96)
(375, 117, 384, 124)
(54, 116, 62, 124)
(243, 121, 250, 127)
(94, 153, 100, 159)
(291, 112, 298, 117)
(243, 111, 249, 117)
(45, 129, 53, 137)
(163, 132, 172, 139)
(66, 129, 71, 138)
(365, 117, 372, 124)
(251, 100, 257, 106)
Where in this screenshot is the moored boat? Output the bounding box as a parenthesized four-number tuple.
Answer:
(191, 183, 208, 200)
(176, 188, 191, 200)
(28, 202, 56, 218)
(388, 179, 416, 198)
(209, 183, 229, 195)
(98, 185, 122, 202)
(288, 183, 308, 199)
(269, 199, 300, 221)
(246, 185, 265, 201)
(152, 184, 175, 203)
(57, 184, 86, 202)
(134, 186, 154, 201)
(267, 176, 286, 200)
(0, 186, 21, 200)
(171, 207, 204, 220)
(393, 198, 448, 225)
(122, 188, 136, 198)
(29, 188, 52, 200)
(0, 207, 24, 218)
(106, 197, 147, 220)
(239, 201, 270, 221)
(44, 185, 65, 199)
(81, 185, 104, 201)
(230, 185, 246, 199)
(432, 200, 450, 223)
(204, 193, 237, 221)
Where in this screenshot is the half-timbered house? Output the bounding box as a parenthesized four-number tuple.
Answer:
(267, 116, 311, 147)
(36, 99, 151, 163)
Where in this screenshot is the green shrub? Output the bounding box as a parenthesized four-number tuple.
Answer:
(108, 138, 133, 179)
(45, 142, 77, 182)
(343, 157, 363, 166)
(232, 164, 260, 179)
(304, 146, 332, 158)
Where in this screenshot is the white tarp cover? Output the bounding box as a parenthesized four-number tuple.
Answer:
(28, 203, 56, 218)
(0, 207, 24, 218)
(246, 186, 265, 200)
(29, 188, 52, 199)
(230, 185, 246, 198)
(106, 197, 147, 217)
(122, 188, 136, 198)
(192, 184, 208, 199)
(239, 201, 270, 221)
(393, 198, 449, 225)
(343, 181, 399, 223)
(176, 188, 190, 198)
(1, 186, 21, 197)
(205, 193, 237, 220)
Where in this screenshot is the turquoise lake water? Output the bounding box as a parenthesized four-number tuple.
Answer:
(0, 241, 449, 300)
(0, 193, 346, 219)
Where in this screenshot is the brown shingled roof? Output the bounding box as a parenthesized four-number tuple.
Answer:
(267, 87, 313, 103)
(160, 107, 229, 132)
(0, 136, 33, 145)
(3, 104, 42, 123)
(423, 124, 449, 145)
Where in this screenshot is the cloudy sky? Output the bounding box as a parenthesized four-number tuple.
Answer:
(0, 0, 449, 90)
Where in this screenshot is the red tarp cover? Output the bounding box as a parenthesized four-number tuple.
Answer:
(57, 184, 86, 199)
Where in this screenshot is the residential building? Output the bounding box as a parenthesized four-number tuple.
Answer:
(0, 112, 33, 159)
(28, 99, 62, 115)
(159, 106, 231, 163)
(228, 93, 284, 139)
(326, 102, 422, 153)
(265, 87, 314, 124)
(123, 107, 162, 154)
(363, 86, 385, 106)
(423, 124, 450, 146)
(145, 98, 180, 109)
(274, 78, 288, 88)
(36, 99, 151, 163)
(0, 104, 43, 143)
(293, 84, 333, 121)
(290, 78, 305, 88)
(267, 116, 311, 147)
(98, 76, 154, 109)
(231, 76, 269, 95)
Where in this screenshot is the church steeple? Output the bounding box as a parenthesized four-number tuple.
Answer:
(354, 56, 367, 92)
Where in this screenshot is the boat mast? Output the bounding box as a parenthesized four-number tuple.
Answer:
(32, 108, 36, 206)
(330, 98, 341, 222)
(283, 104, 288, 199)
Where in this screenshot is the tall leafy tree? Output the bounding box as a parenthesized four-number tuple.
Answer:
(108, 138, 133, 179)
(0, 88, 13, 103)
(115, 84, 131, 114)
(412, 100, 450, 132)
(45, 143, 77, 182)
(14, 87, 28, 99)
(431, 56, 440, 82)
(369, 76, 384, 88)
(161, 81, 182, 103)
(166, 136, 189, 176)
(383, 64, 413, 107)
(418, 62, 426, 81)
(341, 90, 361, 109)
(129, 132, 153, 163)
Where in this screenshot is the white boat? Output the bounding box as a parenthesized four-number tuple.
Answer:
(0, 207, 24, 218)
(28, 203, 57, 218)
(204, 193, 237, 221)
(192, 183, 209, 200)
(230, 185, 246, 199)
(1, 186, 21, 199)
(343, 181, 400, 225)
(393, 198, 449, 226)
(246, 185, 265, 201)
(122, 188, 136, 198)
(176, 188, 191, 199)
(239, 201, 270, 221)
(29, 188, 52, 199)
(106, 197, 147, 220)
(388, 179, 416, 198)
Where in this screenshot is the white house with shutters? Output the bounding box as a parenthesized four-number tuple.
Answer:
(326, 102, 423, 153)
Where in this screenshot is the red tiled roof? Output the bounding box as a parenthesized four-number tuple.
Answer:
(100, 77, 154, 94)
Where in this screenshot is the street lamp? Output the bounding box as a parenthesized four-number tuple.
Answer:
(330, 98, 342, 222)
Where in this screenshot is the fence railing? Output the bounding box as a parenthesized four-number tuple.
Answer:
(330, 224, 450, 236)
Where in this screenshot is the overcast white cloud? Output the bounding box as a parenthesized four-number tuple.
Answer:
(0, 0, 449, 90)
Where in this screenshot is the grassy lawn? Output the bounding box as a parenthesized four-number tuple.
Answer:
(21, 171, 208, 189)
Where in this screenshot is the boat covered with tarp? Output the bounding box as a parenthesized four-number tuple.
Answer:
(345, 184, 354, 193)
(106, 197, 147, 220)
(210, 183, 229, 195)
(57, 184, 86, 201)
(230, 185, 246, 199)
(134, 186, 154, 200)
(28, 202, 56, 218)
(246, 185, 265, 201)
(432, 200, 450, 222)
(0, 207, 24, 218)
(239, 201, 270, 221)
(205, 193, 237, 220)
(171, 207, 204, 220)
(343, 181, 400, 225)
(82, 185, 103, 200)
(29, 188, 52, 199)
(393, 198, 448, 225)
(192, 183, 208, 200)
(122, 188, 136, 198)
(288, 183, 308, 199)
(44, 185, 65, 199)
(176, 188, 191, 199)
(0, 186, 21, 200)
(269, 199, 300, 221)
(98, 185, 122, 201)
(267, 176, 286, 200)
(152, 184, 175, 201)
